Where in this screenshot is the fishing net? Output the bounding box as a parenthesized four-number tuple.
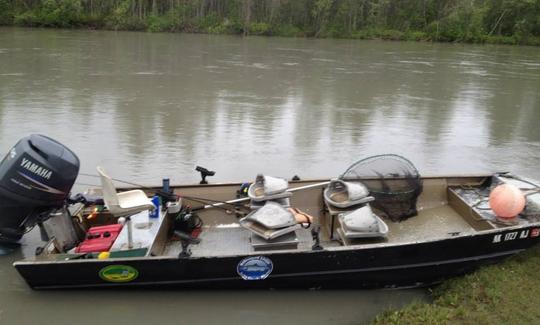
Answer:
(340, 154, 422, 222)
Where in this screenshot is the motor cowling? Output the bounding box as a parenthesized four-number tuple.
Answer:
(0, 135, 79, 242)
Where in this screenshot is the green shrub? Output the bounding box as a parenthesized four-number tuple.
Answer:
(40, 0, 83, 27)
(378, 29, 404, 41)
(104, 0, 145, 31)
(105, 17, 146, 31)
(403, 31, 427, 41)
(0, 0, 13, 25)
(350, 30, 371, 39)
(485, 35, 517, 45)
(426, 2, 486, 43)
(527, 36, 540, 46)
(207, 23, 227, 34)
(223, 18, 243, 34)
(198, 13, 222, 33)
(429, 19, 463, 42)
(13, 0, 83, 27)
(274, 24, 303, 37)
(77, 14, 104, 29)
(321, 24, 348, 38)
(248, 22, 271, 35)
(14, 11, 39, 26)
(147, 15, 176, 32)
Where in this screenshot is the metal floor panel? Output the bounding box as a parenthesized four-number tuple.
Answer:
(385, 205, 475, 242)
(163, 225, 315, 257)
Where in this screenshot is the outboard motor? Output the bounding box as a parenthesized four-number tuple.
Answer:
(0, 135, 79, 243)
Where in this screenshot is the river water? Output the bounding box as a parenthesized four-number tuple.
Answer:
(0, 27, 539, 324)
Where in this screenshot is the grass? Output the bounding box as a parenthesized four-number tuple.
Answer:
(372, 244, 540, 324)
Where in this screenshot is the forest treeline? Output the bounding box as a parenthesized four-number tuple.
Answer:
(1, 0, 539, 45)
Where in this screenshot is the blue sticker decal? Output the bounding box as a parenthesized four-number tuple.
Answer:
(237, 256, 273, 280)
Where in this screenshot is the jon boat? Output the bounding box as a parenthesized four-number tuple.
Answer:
(1, 135, 539, 290)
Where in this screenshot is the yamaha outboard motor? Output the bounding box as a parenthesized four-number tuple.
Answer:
(0, 135, 79, 243)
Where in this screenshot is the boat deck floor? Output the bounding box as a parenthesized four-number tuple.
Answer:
(385, 204, 475, 243)
(163, 226, 315, 257)
(162, 204, 475, 257)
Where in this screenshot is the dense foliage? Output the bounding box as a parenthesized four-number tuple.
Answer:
(1, 0, 539, 44)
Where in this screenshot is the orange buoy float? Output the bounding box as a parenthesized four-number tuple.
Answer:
(489, 184, 526, 219)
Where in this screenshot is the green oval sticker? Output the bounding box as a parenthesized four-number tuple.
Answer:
(99, 265, 139, 283)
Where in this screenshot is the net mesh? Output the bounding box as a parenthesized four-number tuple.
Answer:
(340, 154, 422, 222)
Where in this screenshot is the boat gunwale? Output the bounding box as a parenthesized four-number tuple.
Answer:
(14, 220, 540, 266)
(113, 173, 497, 191)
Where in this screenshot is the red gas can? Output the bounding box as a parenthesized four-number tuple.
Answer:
(75, 224, 123, 253)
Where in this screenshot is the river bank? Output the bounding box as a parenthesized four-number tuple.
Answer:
(372, 244, 540, 324)
(1, 0, 539, 46)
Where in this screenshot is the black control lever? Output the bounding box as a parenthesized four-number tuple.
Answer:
(195, 166, 215, 184)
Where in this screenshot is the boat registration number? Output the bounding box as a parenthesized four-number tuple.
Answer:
(492, 228, 539, 243)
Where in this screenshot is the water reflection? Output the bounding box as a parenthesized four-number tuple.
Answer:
(1, 29, 539, 187)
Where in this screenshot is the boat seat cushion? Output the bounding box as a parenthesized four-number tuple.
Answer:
(248, 174, 291, 202)
(245, 201, 297, 229)
(338, 206, 389, 238)
(240, 219, 300, 241)
(240, 202, 302, 240)
(324, 179, 374, 208)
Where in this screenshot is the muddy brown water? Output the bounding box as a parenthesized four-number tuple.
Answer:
(0, 27, 539, 324)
